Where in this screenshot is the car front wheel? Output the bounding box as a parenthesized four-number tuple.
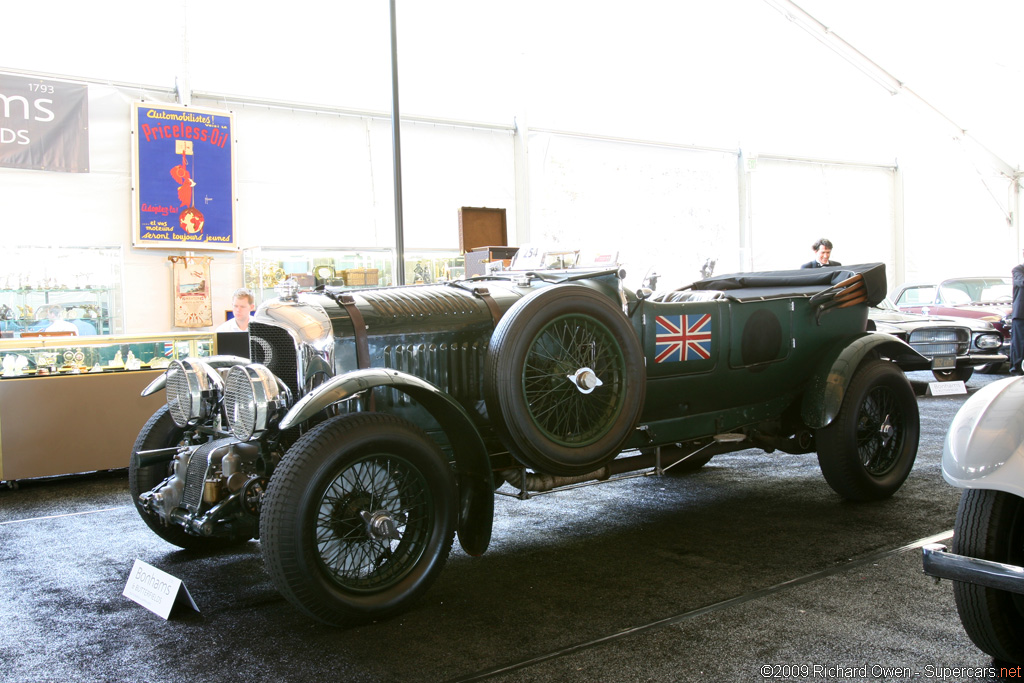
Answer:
(815, 360, 919, 501)
(952, 488, 1024, 664)
(932, 366, 974, 383)
(260, 413, 456, 627)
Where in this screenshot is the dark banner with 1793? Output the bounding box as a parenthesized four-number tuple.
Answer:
(132, 103, 236, 250)
(0, 74, 89, 172)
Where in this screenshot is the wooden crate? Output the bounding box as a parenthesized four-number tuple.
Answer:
(458, 207, 507, 253)
(342, 268, 379, 286)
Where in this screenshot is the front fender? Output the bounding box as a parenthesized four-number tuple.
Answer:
(800, 333, 924, 429)
(280, 368, 494, 556)
(943, 376, 1024, 498)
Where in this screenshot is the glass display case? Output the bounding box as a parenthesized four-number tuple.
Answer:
(403, 249, 465, 284)
(242, 247, 395, 304)
(0, 331, 213, 378)
(0, 331, 215, 482)
(0, 246, 124, 336)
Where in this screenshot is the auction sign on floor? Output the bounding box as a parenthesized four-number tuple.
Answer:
(132, 102, 236, 250)
(0, 74, 89, 172)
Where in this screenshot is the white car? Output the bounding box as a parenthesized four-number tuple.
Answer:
(922, 377, 1024, 664)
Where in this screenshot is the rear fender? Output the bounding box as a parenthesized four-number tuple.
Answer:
(800, 333, 923, 429)
(279, 368, 494, 556)
(942, 376, 1024, 498)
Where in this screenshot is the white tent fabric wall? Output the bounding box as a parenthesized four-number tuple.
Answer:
(748, 158, 897, 275)
(526, 132, 740, 290)
(389, 123, 517, 248)
(2, 84, 517, 334)
(897, 132, 1017, 283)
(191, 102, 517, 252)
(223, 104, 381, 249)
(2, 0, 1021, 332)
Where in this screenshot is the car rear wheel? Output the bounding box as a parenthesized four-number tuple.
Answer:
(261, 413, 456, 627)
(932, 367, 974, 383)
(484, 284, 646, 476)
(952, 488, 1024, 664)
(815, 360, 919, 501)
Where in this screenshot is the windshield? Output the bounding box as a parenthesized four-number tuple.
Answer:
(939, 277, 1012, 303)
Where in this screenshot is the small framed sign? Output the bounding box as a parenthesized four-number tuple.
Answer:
(169, 255, 213, 328)
(122, 559, 199, 620)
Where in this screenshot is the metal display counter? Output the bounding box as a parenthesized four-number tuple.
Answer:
(0, 332, 213, 482)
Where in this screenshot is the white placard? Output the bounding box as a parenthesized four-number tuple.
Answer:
(123, 559, 199, 620)
(926, 381, 967, 396)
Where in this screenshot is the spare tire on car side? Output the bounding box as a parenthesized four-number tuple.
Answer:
(484, 284, 646, 476)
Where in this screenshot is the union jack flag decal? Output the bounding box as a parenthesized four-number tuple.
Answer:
(655, 314, 713, 363)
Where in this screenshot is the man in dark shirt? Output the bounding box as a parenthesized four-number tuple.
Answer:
(800, 238, 841, 269)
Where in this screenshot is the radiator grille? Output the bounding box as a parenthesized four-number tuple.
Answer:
(181, 439, 231, 512)
(907, 328, 969, 357)
(249, 322, 300, 396)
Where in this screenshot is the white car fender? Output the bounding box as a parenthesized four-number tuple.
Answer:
(943, 376, 1024, 498)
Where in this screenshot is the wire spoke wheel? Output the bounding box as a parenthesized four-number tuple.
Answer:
(315, 454, 432, 592)
(522, 313, 626, 447)
(854, 385, 904, 476)
(261, 413, 456, 626)
(816, 360, 919, 501)
(485, 284, 646, 476)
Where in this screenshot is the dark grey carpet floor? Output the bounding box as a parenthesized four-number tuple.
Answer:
(0, 370, 1016, 682)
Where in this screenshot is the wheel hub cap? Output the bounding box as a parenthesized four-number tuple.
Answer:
(878, 414, 894, 447)
(566, 366, 603, 394)
(360, 509, 406, 541)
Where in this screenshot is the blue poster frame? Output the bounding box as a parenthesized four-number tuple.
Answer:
(132, 103, 236, 250)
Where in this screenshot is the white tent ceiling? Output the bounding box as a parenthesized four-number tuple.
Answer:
(5, 1, 1019, 173)
(795, 0, 1023, 174)
(2, 0, 1020, 288)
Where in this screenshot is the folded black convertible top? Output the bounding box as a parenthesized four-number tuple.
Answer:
(691, 262, 887, 306)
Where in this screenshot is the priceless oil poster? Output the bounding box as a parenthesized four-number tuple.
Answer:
(132, 103, 235, 249)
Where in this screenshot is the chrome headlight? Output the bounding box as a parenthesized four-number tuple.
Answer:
(975, 332, 1002, 350)
(223, 364, 291, 441)
(165, 359, 223, 427)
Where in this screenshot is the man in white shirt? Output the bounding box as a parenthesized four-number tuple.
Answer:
(43, 305, 79, 334)
(216, 288, 255, 333)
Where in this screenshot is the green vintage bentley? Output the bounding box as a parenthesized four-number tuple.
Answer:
(130, 260, 923, 625)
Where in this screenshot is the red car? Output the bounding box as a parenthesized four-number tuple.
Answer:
(891, 276, 1011, 363)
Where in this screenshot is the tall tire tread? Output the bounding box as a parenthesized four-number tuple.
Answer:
(952, 489, 1024, 663)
